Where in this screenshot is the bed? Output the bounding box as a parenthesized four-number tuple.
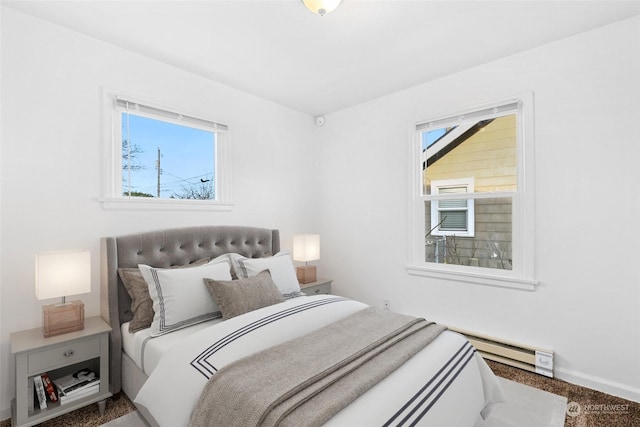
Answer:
(100, 225, 503, 427)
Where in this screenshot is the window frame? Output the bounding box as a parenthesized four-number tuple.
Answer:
(100, 90, 232, 210)
(407, 94, 537, 291)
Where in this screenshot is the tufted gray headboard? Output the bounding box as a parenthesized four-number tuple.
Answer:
(100, 225, 280, 394)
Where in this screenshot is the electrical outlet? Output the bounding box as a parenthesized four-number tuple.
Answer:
(383, 299, 390, 311)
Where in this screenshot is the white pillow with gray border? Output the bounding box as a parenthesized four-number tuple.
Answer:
(139, 259, 232, 336)
(236, 251, 301, 296)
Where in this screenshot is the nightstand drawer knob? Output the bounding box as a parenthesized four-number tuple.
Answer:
(63, 349, 75, 357)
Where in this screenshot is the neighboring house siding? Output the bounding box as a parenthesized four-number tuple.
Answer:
(425, 197, 512, 269)
(425, 114, 517, 193)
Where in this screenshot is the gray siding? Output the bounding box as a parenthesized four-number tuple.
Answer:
(425, 197, 512, 270)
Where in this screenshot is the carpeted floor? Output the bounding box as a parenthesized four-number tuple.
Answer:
(1, 361, 638, 426)
(487, 360, 640, 427)
(0, 394, 135, 427)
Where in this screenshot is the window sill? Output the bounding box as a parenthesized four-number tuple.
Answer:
(406, 264, 537, 291)
(99, 197, 233, 211)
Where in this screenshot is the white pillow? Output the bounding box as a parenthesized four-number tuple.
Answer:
(236, 251, 301, 295)
(139, 259, 232, 336)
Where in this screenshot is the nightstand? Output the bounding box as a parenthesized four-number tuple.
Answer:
(300, 278, 332, 296)
(11, 316, 112, 427)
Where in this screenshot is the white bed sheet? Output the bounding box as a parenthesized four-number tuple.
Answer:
(121, 318, 223, 375)
(135, 295, 503, 427)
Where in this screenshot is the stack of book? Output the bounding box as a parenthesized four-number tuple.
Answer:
(52, 369, 100, 405)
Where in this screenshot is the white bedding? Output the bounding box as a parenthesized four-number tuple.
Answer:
(121, 318, 223, 375)
(134, 295, 503, 427)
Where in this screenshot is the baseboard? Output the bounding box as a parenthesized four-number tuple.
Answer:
(555, 367, 640, 403)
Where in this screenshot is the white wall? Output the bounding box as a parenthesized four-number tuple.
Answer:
(0, 8, 317, 417)
(317, 16, 640, 401)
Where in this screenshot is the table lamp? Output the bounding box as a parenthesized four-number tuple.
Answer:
(293, 234, 320, 284)
(35, 249, 91, 337)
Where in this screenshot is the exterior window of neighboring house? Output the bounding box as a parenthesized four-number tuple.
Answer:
(408, 96, 536, 290)
(429, 178, 475, 237)
(101, 92, 231, 210)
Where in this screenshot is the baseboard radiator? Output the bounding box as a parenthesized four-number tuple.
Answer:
(449, 326, 554, 378)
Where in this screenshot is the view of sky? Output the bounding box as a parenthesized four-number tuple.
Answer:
(421, 127, 447, 151)
(122, 113, 215, 198)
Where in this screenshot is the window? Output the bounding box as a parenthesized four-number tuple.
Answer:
(102, 92, 231, 210)
(409, 95, 536, 290)
(429, 178, 475, 237)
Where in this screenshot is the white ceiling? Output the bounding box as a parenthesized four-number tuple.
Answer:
(4, 0, 640, 116)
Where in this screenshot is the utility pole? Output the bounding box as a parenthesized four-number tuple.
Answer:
(156, 148, 161, 198)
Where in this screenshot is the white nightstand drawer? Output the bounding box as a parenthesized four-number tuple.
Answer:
(27, 336, 100, 374)
(301, 281, 331, 296)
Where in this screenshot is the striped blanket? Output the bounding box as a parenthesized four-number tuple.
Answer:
(189, 307, 446, 427)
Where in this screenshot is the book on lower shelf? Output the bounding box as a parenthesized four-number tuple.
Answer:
(58, 383, 100, 405)
(33, 376, 47, 410)
(41, 372, 58, 403)
(52, 368, 100, 404)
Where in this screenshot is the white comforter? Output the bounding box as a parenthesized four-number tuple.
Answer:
(135, 295, 503, 427)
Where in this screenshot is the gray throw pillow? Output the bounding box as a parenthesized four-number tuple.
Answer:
(203, 270, 284, 320)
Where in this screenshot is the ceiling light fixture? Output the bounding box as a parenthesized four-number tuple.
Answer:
(302, 0, 343, 16)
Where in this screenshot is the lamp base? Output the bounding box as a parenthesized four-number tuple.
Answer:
(42, 300, 84, 338)
(296, 265, 317, 284)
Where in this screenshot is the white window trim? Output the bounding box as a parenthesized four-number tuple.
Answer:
(408, 93, 537, 291)
(429, 178, 475, 237)
(100, 89, 232, 210)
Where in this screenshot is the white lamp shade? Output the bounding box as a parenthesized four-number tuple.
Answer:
(302, 0, 342, 15)
(292, 234, 320, 262)
(35, 249, 91, 300)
